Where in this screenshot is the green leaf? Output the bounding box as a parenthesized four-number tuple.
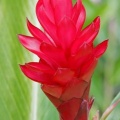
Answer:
(0, 0, 33, 120)
(106, 92, 120, 120)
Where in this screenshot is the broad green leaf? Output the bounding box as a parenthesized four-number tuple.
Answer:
(0, 0, 33, 120)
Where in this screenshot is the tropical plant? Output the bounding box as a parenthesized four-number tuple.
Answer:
(0, 0, 120, 120)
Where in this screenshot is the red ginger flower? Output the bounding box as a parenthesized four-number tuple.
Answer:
(18, 0, 108, 120)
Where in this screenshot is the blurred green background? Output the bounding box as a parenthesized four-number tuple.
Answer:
(0, 0, 120, 120)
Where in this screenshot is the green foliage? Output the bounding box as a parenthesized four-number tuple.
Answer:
(0, 0, 120, 120)
(0, 0, 32, 119)
(106, 92, 120, 120)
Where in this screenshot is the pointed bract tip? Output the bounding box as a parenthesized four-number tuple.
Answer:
(18, 34, 24, 42)
(20, 64, 25, 68)
(94, 39, 108, 58)
(19, 64, 26, 72)
(36, 0, 43, 12)
(17, 34, 25, 43)
(103, 39, 109, 47)
(93, 16, 100, 29)
(26, 18, 31, 26)
(94, 16, 100, 22)
(26, 18, 34, 31)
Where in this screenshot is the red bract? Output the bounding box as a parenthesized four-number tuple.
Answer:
(18, 0, 108, 120)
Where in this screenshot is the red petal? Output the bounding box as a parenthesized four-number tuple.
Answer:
(72, 2, 77, 20)
(25, 62, 55, 74)
(76, 4, 86, 32)
(53, 0, 73, 24)
(50, 0, 58, 8)
(76, 43, 93, 58)
(88, 97, 94, 110)
(69, 55, 88, 70)
(57, 17, 76, 50)
(72, 0, 86, 32)
(53, 68, 75, 86)
(18, 34, 41, 55)
(42, 0, 55, 23)
(75, 100, 88, 120)
(72, 17, 100, 54)
(20, 64, 52, 84)
(80, 17, 100, 44)
(27, 19, 53, 45)
(82, 81, 91, 100)
(18, 35, 59, 68)
(44, 92, 63, 108)
(42, 85, 63, 98)
(40, 43, 67, 67)
(72, 0, 82, 23)
(93, 40, 108, 58)
(58, 98, 82, 120)
(80, 57, 98, 82)
(61, 79, 88, 101)
(72, 2, 77, 17)
(69, 44, 93, 69)
(60, 117, 63, 120)
(36, 1, 59, 45)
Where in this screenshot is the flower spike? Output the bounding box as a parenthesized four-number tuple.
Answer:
(18, 0, 108, 119)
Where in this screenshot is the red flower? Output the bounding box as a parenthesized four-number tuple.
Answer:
(18, 0, 108, 119)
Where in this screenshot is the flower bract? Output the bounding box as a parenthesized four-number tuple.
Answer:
(18, 0, 108, 119)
